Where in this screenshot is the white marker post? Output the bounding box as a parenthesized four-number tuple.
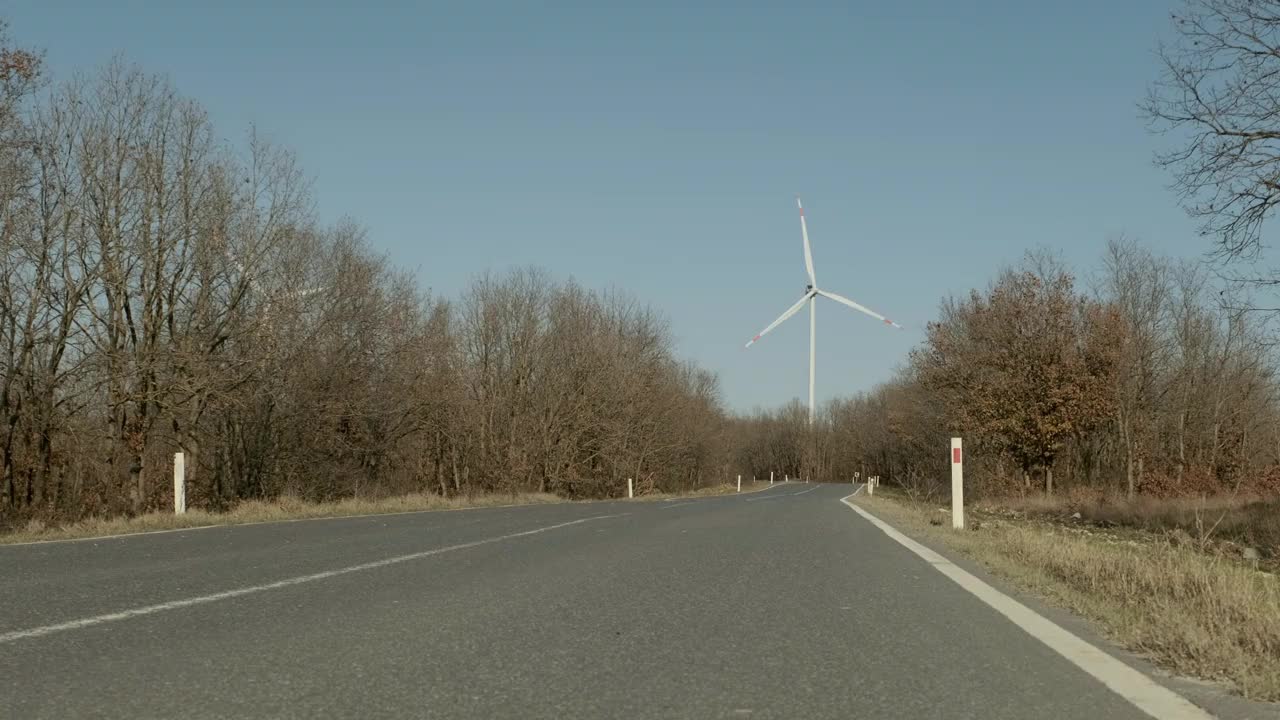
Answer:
(628, 477, 634, 499)
(867, 474, 874, 496)
(770, 471, 774, 486)
(737, 475, 742, 493)
(951, 438, 964, 530)
(173, 452, 186, 515)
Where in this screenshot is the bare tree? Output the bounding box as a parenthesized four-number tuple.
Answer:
(912, 253, 1122, 495)
(1101, 238, 1171, 497)
(0, 19, 740, 530)
(1144, 0, 1280, 269)
(0, 20, 44, 511)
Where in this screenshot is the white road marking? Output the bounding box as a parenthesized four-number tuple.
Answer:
(746, 485, 822, 502)
(0, 514, 624, 645)
(741, 485, 796, 502)
(0, 499, 569, 548)
(839, 495, 1214, 720)
(5, 483, 788, 550)
(658, 482, 783, 509)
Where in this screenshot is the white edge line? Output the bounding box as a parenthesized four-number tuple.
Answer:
(0, 513, 625, 645)
(838, 494, 1214, 720)
(0, 499, 575, 548)
(747, 485, 823, 502)
(721, 482, 792, 499)
(741, 482, 785, 496)
(5, 482, 787, 548)
(662, 481, 785, 504)
(658, 501, 699, 510)
(742, 484, 800, 502)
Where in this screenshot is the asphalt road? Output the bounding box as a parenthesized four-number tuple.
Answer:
(0, 483, 1193, 719)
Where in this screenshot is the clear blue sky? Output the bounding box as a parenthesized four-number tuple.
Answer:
(6, 1, 1205, 413)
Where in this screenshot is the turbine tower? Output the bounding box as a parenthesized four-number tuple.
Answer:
(745, 198, 902, 425)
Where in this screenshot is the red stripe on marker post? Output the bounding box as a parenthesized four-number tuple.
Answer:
(953, 447, 962, 464)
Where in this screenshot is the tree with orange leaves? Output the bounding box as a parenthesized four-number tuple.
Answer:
(913, 252, 1121, 494)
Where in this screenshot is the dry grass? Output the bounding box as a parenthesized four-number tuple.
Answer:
(2, 481, 773, 545)
(990, 491, 1280, 566)
(857, 493, 1280, 701)
(2, 492, 564, 545)
(635, 481, 774, 500)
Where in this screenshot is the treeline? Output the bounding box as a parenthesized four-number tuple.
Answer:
(8, 18, 1276, 528)
(0, 31, 729, 524)
(735, 244, 1280, 500)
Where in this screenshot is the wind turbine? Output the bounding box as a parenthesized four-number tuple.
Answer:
(227, 250, 327, 332)
(744, 197, 902, 425)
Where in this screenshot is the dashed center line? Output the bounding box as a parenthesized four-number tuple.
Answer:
(0, 513, 624, 645)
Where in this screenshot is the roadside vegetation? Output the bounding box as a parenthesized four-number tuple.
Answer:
(0, 21, 735, 537)
(855, 490, 1280, 701)
(4, 492, 564, 545)
(995, 491, 1280, 570)
(3, 479, 775, 545)
(736, 238, 1280, 509)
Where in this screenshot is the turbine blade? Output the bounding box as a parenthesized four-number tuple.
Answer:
(798, 197, 816, 287)
(225, 250, 248, 277)
(289, 286, 326, 299)
(745, 292, 814, 348)
(818, 289, 902, 329)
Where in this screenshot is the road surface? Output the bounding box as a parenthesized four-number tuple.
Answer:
(0, 484, 1204, 719)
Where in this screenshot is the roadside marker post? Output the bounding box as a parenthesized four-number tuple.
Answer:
(951, 438, 964, 530)
(628, 477, 633, 499)
(173, 452, 186, 515)
(737, 475, 742, 493)
(867, 475, 874, 496)
(770, 471, 774, 486)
